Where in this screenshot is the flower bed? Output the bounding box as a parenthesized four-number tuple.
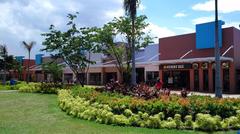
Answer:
(71, 86, 240, 119)
(58, 87, 240, 131)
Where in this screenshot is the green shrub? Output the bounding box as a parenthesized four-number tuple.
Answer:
(184, 115, 193, 129)
(19, 83, 41, 93)
(146, 115, 161, 128)
(71, 86, 240, 121)
(124, 109, 133, 117)
(162, 117, 177, 129)
(174, 114, 183, 129)
(129, 114, 141, 126)
(57, 89, 240, 131)
(194, 113, 222, 131)
(223, 116, 240, 129)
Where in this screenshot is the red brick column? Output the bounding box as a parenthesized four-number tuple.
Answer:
(199, 63, 204, 92)
(189, 69, 194, 91)
(159, 70, 163, 80)
(208, 63, 214, 93)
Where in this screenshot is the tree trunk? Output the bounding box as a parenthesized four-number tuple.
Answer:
(27, 52, 30, 84)
(214, 0, 222, 98)
(125, 38, 131, 85)
(2, 60, 6, 85)
(76, 72, 84, 87)
(131, 18, 137, 86)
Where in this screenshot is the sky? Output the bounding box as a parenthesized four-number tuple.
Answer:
(0, 0, 240, 58)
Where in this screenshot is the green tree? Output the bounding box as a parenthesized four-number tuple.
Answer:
(95, 16, 153, 84)
(112, 15, 153, 83)
(22, 41, 36, 84)
(0, 45, 8, 85)
(94, 24, 126, 83)
(13, 60, 23, 81)
(123, 0, 140, 85)
(42, 13, 99, 87)
(0, 45, 17, 84)
(42, 62, 63, 83)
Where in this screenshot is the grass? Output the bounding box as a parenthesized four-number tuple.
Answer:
(0, 91, 238, 134)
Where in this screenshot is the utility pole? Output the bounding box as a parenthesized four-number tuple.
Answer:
(215, 0, 222, 98)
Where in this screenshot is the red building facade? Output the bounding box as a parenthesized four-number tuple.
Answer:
(158, 27, 240, 93)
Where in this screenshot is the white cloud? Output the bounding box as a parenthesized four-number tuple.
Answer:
(175, 27, 195, 34)
(192, 0, 240, 13)
(0, 0, 123, 58)
(223, 22, 240, 29)
(174, 12, 187, 18)
(192, 16, 215, 24)
(146, 23, 176, 43)
(139, 4, 146, 11)
(105, 9, 124, 20)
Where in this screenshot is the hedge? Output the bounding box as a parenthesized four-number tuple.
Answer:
(18, 82, 63, 94)
(58, 89, 240, 131)
(71, 86, 240, 119)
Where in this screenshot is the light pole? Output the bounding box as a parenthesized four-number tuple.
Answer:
(215, 0, 222, 98)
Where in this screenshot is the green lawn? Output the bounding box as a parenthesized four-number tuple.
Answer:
(0, 92, 237, 134)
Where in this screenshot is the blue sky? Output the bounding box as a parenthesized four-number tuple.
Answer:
(139, 0, 240, 35)
(0, 0, 239, 58)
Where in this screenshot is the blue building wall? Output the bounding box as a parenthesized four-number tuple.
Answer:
(35, 54, 44, 65)
(196, 20, 225, 49)
(15, 56, 25, 64)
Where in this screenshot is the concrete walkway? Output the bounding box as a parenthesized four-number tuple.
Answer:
(0, 90, 18, 93)
(171, 90, 240, 98)
(0, 89, 239, 98)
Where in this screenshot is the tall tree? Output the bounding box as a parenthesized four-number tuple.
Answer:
(0, 45, 8, 85)
(42, 13, 99, 87)
(95, 15, 153, 84)
(214, 0, 222, 98)
(123, 0, 140, 85)
(112, 15, 153, 83)
(22, 41, 36, 84)
(94, 24, 126, 83)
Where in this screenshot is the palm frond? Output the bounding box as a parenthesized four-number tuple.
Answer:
(22, 41, 36, 52)
(123, 0, 140, 18)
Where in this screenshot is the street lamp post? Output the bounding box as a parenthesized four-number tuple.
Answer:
(215, 0, 222, 98)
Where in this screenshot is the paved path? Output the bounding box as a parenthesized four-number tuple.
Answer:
(171, 90, 240, 98)
(0, 89, 239, 98)
(0, 90, 18, 93)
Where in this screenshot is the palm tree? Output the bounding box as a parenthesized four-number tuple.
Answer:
(123, 0, 140, 85)
(0, 45, 7, 85)
(22, 41, 36, 84)
(214, 0, 222, 98)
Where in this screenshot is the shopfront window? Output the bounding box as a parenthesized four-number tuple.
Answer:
(89, 73, 101, 85)
(163, 71, 190, 89)
(146, 71, 159, 86)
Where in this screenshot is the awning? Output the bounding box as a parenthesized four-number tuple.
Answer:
(149, 57, 233, 65)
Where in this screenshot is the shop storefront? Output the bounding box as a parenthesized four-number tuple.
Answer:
(158, 61, 232, 92)
(160, 64, 191, 89)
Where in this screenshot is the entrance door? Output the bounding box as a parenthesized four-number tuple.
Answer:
(163, 70, 190, 89)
